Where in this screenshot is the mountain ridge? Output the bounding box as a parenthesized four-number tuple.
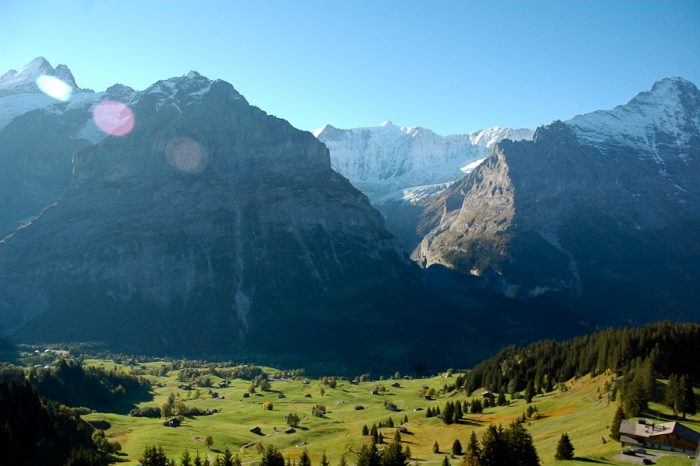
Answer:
(0, 61, 458, 372)
(414, 77, 700, 322)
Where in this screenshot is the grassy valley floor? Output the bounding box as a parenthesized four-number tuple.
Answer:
(79, 359, 699, 466)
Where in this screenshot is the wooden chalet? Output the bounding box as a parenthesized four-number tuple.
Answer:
(619, 419, 700, 454)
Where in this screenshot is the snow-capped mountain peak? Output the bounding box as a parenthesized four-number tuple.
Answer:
(0, 58, 96, 131)
(468, 126, 534, 148)
(145, 71, 212, 97)
(0, 57, 79, 93)
(0, 57, 52, 91)
(566, 77, 700, 160)
(313, 123, 335, 137)
(53, 64, 79, 89)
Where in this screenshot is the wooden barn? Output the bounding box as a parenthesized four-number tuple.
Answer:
(162, 418, 181, 428)
(619, 419, 699, 454)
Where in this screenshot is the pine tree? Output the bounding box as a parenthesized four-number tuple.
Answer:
(497, 389, 507, 406)
(554, 433, 574, 460)
(394, 430, 402, 443)
(181, 449, 192, 466)
(378, 432, 384, 444)
(371, 424, 379, 444)
(338, 456, 347, 466)
(504, 421, 540, 466)
(452, 439, 462, 456)
(443, 402, 455, 424)
(362, 424, 369, 436)
(433, 441, 440, 454)
(220, 448, 235, 466)
(479, 425, 507, 466)
(610, 406, 624, 441)
(679, 375, 697, 418)
(320, 453, 329, 466)
(524, 381, 534, 404)
(138, 446, 169, 466)
(455, 401, 463, 420)
(193, 451, 205, 466)
(442, 456, 450, 466)
(381, 437, 409, 466)
(356, 443, 380, 466)
(299, 449, 311, 466)
(665, 374, 681, 417)
(470, 399, 482, 414)
(261, 446, 285, 466)
(463, 432, 481, 466)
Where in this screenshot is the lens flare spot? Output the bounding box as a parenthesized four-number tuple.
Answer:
(165, 137, 209, 174)
(35, 74, 73, 102)
(92, 100, 135, 137)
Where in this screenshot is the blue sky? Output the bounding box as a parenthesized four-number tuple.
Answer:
(2, 0, 699, 134)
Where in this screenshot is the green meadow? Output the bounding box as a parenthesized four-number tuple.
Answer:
(80, 359, 699, 466)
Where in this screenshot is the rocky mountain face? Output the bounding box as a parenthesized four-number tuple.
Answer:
(0, 64, 450, 371)
(315, 122, 532, 250)
(414, 77, 700, 322)
(0, 58, 126, 237)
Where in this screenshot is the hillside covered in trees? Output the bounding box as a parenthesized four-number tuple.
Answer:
(458, 322, 700, 395)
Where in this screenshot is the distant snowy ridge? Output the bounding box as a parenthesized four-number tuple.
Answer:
(0, 57, 79, 93)
(315, 121, 533, 204)
(0, 57, 97, 132)
(567, 77, 700, 159)
(0, 57, 217, 136)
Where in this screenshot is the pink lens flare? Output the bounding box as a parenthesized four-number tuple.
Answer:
(92, 100, 135, 137)
(165, 137, 209, 174)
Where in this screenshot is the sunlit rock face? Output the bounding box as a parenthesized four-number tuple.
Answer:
(0, 71, 441, 371)
(414, 78, 700, 322)
(315, 122, 533, 251)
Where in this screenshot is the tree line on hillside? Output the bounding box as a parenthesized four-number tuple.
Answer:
(458, 322, 700, 396)
(0, 379, 112, 466)
(0, 359, 152, 411)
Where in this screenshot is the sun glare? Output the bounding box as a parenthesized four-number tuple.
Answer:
(35, 74, 73, 102)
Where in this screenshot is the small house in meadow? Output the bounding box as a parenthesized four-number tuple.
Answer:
(163, 418, 181, 428)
